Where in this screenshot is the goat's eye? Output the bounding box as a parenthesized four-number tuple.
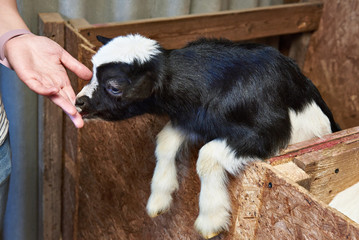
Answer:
(106, 84, 122, 96)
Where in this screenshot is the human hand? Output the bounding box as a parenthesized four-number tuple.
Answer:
(3, 33, 92, 128)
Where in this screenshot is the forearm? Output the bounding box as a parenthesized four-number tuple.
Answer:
(0, 0, 29, 36)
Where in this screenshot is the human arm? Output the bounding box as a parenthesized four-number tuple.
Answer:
(0, 0, 92, 128)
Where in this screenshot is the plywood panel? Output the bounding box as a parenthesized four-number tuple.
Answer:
(303, 0, 359, 128)
(294, 137, 359, 204)
(256, 166, 359, 240)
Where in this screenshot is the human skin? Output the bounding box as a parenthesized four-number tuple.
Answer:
(0, 0, 92, 128)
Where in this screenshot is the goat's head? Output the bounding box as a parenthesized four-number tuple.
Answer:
(75, 34, 161, 121)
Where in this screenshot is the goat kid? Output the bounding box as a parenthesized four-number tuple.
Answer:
(75, 34, 340, 239)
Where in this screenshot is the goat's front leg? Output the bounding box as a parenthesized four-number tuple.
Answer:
(195, 139, 255, 239)
(146, 122, 185, 217)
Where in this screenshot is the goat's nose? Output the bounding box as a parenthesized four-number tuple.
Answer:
(75, 96, 90, 111)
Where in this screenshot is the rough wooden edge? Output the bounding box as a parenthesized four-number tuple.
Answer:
(257, 162, 359, 239)
(229, 161, 359, 239)
(294, 136, 359, 204)
(268, 126, 359, 165)
(67, 19, 96, 50)
(77, 1, 323, 49)
(77, 44, 95, 91)
(62, 19, 95, 240)
(273, 161, 311, 190)
(38, 12, 65, 240)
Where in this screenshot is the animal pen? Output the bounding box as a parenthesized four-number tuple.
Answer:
(38, 1, 359, 239)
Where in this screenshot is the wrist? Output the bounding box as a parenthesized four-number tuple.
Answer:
(0, 29, 32, 69)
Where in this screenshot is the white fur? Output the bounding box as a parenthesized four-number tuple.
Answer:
(195, 139, 256, 238)
(76, 68, 98, 102)
(329, 181, 359, 224)
(146, 122, 185, 217)
(92, 34, 161, 66)
(289, 101, 332, 145)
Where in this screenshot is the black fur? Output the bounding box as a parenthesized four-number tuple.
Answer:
(76, 37, 340, 159)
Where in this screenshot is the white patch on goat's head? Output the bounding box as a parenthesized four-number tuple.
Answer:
(92, 34, 161, 66)
(76, 67, 98, 102)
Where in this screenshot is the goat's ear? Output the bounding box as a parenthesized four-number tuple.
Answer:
(96, 35, 112, 45)
(123, 72, 154, 100)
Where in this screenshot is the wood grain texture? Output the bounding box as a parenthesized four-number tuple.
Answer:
(268, 126, 359, 165)
(294, 137, 359, 204)
(77, 2, 323, 49)
(77, 44, 95, 91)
(257, 166, 359, 240)
(303, 0, 359, 129)
(273, 161, 311, 190)
(62, 20, 95, 240)
(38, 12, 65, 240)
(72, 146, 359, 240)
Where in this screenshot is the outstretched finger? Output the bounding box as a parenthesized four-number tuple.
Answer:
(65, 111, 84, 128)
(60, 50, 92, 80)
(64, 81, 78, 103)
(49, 93, 78, 116)
(49, 94, 84, 128)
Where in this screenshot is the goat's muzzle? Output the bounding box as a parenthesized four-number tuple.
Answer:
(75, 96, 91, 116)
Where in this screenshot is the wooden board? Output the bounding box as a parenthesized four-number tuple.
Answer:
(273, 161, 311, 190)
(268, 126, 359, 205)
(77, 2, 323, 49)
(38, 12, 65, 240)
(268, 126, 359, 165)
(303, 0, 359, 129)
(294, 136, 359, 204)
(61, 20, 95, 240)
(255, 164, 359, 240)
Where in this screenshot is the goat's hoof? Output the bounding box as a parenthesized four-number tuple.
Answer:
(148, 208, 168, 218)
(194, 211, 229, 239)
(201, 231, 222, 239)
(146, 192, 172, 218)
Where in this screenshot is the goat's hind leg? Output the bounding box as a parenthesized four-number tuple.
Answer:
(195, 139, 255, 239)
(146, 122, 186, 217)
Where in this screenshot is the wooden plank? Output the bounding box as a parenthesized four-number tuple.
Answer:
(77, 1, 323, 49)
(38, 12, 65, 240)
(256, 163, 359, 239)
(77, 44, 95, 91)
(61, 20, 95, 240)
(303, 0, 359, 129)
(273, 161, 311, 190)
(69, 18, 93, 30)
(230, 162, 268, 239)
(288, 32, 312, 69)
(294, 134, 359, 204)
(268, 126, 359, 165)
(63, 21, 96, 92)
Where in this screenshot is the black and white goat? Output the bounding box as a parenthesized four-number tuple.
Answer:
(75, 34, 340, 239)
